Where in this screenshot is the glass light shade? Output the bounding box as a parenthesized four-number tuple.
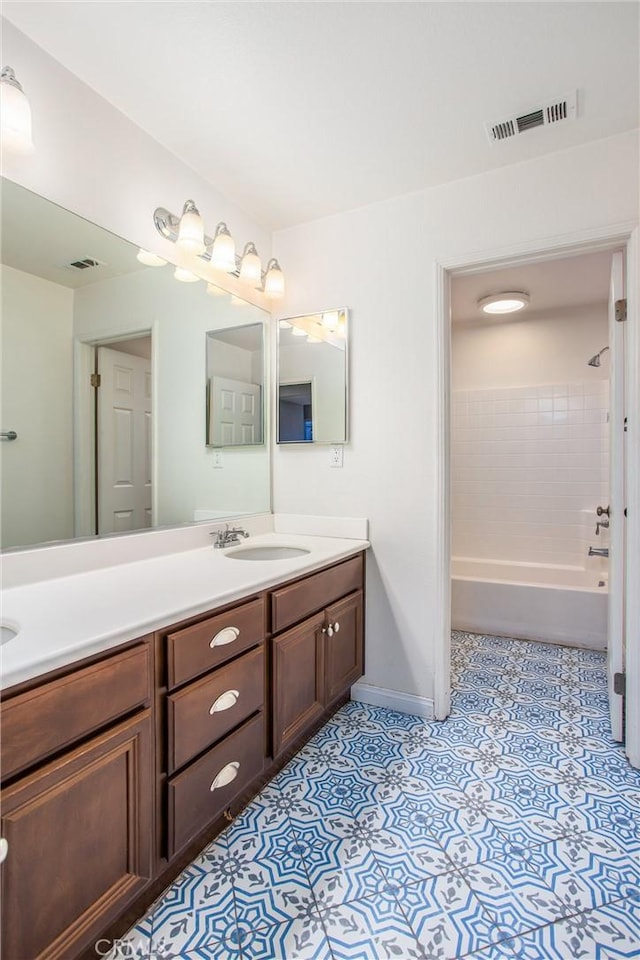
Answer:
(0, 69, 33, 153)
(478, 292, 529, 315)
(177, 201, 205, 255)
(239, 244, 262, 287)
(174, 267, 200, 283)
(210, 224, 236, 272)
(322, 311, 339, 331)
(137, 248, 166, 266)
(264, 259, 285, 298)
(292, 326, 308, 337)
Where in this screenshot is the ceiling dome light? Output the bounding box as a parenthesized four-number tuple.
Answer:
(478, 292, 530, 315)
(174, 267, 200, 283)
(264, 258, 285, 299)
(210, 222, 236, 272)
(136, 249, 166, 266)
(177, 200, 205, 255)
(239, 241, 262, 287)
(1, 66, 34, 153)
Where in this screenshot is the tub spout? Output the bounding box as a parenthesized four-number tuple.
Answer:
(589, 546, 609, 558)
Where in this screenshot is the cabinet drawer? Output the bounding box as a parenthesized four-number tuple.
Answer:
(166, 596, 265, 689)
(0, 643, 151, 781)
(167, 712, 264, 858)
(167, 645, 264, 774)
(270, 554, 363, 634)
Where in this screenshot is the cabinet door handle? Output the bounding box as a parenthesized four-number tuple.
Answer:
(325, 624, 334, 637)
(209, 689, 240, 714)
(210, 626, 240, 648)
(333, 620, 340, 633)
(0, 838, 7, 864)
(210, 761, 240, 792)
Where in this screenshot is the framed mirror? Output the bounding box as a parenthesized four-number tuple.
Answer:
(277, 309, 349, 444)
(0, 178, 271, 551)
(206, 323, 264, 447)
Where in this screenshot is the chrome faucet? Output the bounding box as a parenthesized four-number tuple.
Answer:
(595, 518, 609, 536)
(211, 524, 250, 549)
(588, 546, 609, 558)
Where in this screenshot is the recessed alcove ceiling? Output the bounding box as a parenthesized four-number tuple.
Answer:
(3, 2, 639, 230)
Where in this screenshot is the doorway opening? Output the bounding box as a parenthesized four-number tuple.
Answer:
(433, 228, 638, 766)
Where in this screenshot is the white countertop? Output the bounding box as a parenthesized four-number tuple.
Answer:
(0, 532, 369, 691)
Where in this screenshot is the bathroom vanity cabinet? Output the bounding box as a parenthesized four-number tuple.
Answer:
(0, 550, 365, 960)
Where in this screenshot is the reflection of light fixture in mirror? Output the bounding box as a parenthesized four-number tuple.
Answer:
(174, 267, 200, 282)
(1, 66, 34, 153)
(239, 242, 262, 287)
(292, 326, 308, 337)
(137, 249, 166, 266)
(279, 320, 292, 329)
(264, 259, 285, 299)
(230, 295, 247, 306)
(177, 200, 206, 255)
(307, 335, 321, 343)
(207, 282, 224, 296)
(478, 292, 530, 315)
(210, 222, 236, 272)
(322, 311, 339, 331)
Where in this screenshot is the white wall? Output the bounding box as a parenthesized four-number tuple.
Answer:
(273, 130, 639, 708)
(0, 264, 74, 548)
(74, 269, 270, 522)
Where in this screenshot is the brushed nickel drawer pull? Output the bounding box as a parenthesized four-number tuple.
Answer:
(209, 689, 240, 714)
(334, 620, 340, 633)
(210, 626, 240, 648)
(210, 761, 240, 792)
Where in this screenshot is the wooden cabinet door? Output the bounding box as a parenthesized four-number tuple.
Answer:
(0, 710, 153, 960)
(324, 591, 364, 705)
(272, 611, 325, 757)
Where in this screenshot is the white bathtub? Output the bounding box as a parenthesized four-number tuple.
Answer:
(451, 557, 608, 650)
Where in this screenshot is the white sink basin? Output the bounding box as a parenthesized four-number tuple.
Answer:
(225, 545, 311, 561)
(1, 625, 19, 646)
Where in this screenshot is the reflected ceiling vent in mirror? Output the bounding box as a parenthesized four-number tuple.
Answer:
(485, 91, 577, 143)
(61, 257, 106, 272)
(153, 200, 284, 298)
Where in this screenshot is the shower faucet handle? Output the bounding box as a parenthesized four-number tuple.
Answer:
(596, 505, 610, 517)
(595, 519, 609, 536)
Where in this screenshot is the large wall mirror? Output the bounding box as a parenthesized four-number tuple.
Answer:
(0, 178, 271, 551)
(277, 309, 348, 443)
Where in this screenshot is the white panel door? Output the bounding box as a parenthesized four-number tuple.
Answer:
(97, 346, 152, 534)
(208, 376, 261, 446)
(608, 251, 625, 741)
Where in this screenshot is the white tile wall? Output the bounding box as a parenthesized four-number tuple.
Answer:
(451, 381, 609, 567)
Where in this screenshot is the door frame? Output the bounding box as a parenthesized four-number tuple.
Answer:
(433, 221, 640, 768)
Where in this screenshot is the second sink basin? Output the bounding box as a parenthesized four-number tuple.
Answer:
(225, 545, 311, 561)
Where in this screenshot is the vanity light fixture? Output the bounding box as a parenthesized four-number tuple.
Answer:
(177, 200, 206, 255)
(136, 249, 166, 266)
(153, 201, 285, 296)
(264, 258, 285, 299)
(210, 222, 236, 272)
(322, 311, 339, 331)
(1, 66, 34, 153)
(174, 267, 200, 283)
(478, 291, 530, 315)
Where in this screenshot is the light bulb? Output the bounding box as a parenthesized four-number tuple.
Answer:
(239, 242, 262, 287)
(177, 200, 205, 255)
(174, 267, 200, 283)
(264, 259, 285, 298)
(0, 67, 33, 153)
(210, 223, 236, 272)
(137, 249, 166, 266)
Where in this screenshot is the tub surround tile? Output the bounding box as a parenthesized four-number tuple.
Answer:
(115, 632, 640, 959)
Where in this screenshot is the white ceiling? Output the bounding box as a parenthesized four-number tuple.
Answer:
(3, 2, 639, 230)
(450, 249, 612, 323)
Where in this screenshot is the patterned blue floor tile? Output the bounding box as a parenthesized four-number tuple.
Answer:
(149, 871, 236, 956)
(102, 918, 152, 960)
(324, 893, 426, 959)
(231, 913, 333, 960)
(512, 896, 640, 959)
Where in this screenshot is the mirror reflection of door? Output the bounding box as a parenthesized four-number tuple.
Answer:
(96, 337, 152, 534)
(278, 381, 314, 442)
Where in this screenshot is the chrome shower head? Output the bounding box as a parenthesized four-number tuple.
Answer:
(588, 346, 609, 368)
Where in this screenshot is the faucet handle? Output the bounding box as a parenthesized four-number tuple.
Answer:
(596, 505, 610, 517)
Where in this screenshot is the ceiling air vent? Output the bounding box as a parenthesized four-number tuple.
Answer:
(61, 257, 105, 271)
(485, 91, 577, 144)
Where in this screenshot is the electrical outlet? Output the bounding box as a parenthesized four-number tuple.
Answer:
(212, 450, 224, 469)
(329, 444, 344, 468)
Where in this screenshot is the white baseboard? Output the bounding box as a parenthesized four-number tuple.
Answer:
(350, 682, 434, 719)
